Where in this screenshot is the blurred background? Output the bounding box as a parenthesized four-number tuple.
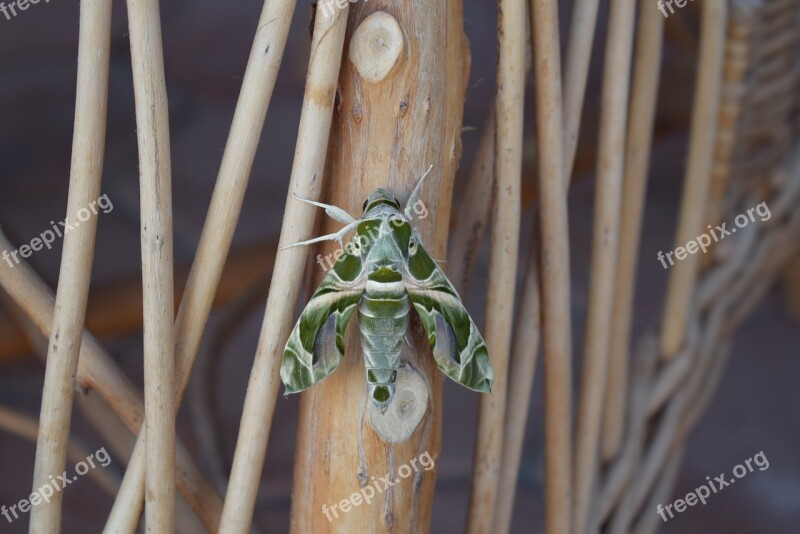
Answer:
(0, 0, 798, 532)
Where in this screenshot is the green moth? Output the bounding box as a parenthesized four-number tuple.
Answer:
(280, 166, 493, 411)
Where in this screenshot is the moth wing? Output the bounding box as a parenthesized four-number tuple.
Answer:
(281, 266, 365, 395)
(404, 242, 493, 392)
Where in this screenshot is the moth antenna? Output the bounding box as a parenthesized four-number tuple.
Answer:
(405, 163, 433, 213)
(280, 220, 359, 250)
(291, 193, 357, 224)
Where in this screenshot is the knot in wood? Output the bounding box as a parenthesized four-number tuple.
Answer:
(369, 366, 428, 443)
(348, 11, 403, 83)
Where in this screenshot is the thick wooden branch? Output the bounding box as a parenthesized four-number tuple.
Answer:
(289, 1, 470, 531)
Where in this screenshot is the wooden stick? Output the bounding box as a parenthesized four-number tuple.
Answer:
(572, 0, 637, 532)
(601, 0, 666, 463)
(447, 111, 495, 295)
(125, 0, 177, 529)
(562, 0, 601, 179)
(105, 0, 296, 527)
(0, 231, 223, 530)
(493, 229, 541, 533)
(659, 0, 728, 358)
(27, 1, 112, 531)
(218, 6, 348, 532)
(529, 1, 572, 532)
(467, 0, 525, 530)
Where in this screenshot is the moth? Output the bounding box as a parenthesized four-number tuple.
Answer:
(280, 166, 493, 411)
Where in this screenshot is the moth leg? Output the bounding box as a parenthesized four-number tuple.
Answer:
(291, 193, 357, 224)
(404, 163, 433, 214)
(280, 219, 359, 250)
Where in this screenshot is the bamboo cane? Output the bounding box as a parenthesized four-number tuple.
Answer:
(27, 1, 112, 531)
(104, 0, 296, 529)
(660, 0, 729, 358)
(563, 0, 601, 180)
(493, 228, 541, 533)
(528, 0, 573, 532)
(125, 0, 177, 529)
(601, 0, 666, 463)
(218, 6, 349, 532)
(572, 0, 637, 532)
(467, 0, 525, 530)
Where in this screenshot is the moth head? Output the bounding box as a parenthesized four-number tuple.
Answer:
(363, 188, 401, 214)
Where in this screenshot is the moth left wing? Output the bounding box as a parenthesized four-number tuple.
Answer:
(281, 253, 366, 395)
(404, 239, 493, 392)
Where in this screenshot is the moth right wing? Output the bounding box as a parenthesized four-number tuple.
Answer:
(404, 238, 493, 393)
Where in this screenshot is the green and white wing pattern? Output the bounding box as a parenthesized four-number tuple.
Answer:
(281, 251, 366, 395)
(404, 237, 494, 392)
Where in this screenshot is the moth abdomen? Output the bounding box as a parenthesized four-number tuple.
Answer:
(358, 291, 409, 410)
